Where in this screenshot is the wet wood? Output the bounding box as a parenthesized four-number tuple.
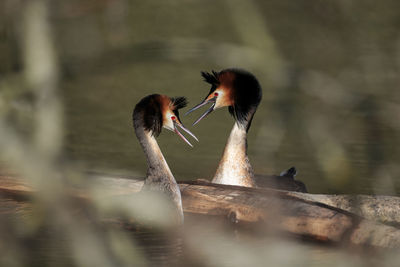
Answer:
(1, 174, 400, 248)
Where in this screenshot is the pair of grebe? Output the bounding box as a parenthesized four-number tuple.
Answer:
(133, 68, 305, 222)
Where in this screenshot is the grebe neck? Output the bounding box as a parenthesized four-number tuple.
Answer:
(212, 121, 255, 187)
(136, 126, 174, 181)
(134, 121, 183, 223)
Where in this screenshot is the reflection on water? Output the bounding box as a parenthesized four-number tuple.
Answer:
(132, 230, 183, 267)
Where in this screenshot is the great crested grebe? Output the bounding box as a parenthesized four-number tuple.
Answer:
(186, 68, 307, 192)
(186, 68, 261, 187)
(133, 94, 198, 223)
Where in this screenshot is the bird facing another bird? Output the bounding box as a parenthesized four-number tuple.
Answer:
(186, 68, 262, 187)
(133, 94, 198, 223)
(132, 68, 306, 223)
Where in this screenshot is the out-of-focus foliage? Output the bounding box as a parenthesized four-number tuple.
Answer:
(1, 0, 400, 265)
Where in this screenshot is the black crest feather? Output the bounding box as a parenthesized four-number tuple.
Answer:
(171, 96, 188, 110)
(226, 69, 262, 131)
(133, 94, 163, 137)
(201, 70, 220, 97)
(201, 71, 219, 86)
(171, 96, 187, 122)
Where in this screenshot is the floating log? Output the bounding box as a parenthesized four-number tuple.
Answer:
(87, 173, 400, 227)
(1, 173, 400, 248)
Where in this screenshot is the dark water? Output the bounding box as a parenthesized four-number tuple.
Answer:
(2, 1, 400, 194)
(50, 1, 400, 195)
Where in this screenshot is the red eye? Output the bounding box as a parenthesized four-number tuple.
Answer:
(171, 116, 176, 121)
(214, 92, 219, 97)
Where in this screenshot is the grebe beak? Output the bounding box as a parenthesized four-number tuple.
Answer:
(185, 96, 217, 125)
(173, 120, 198, 147)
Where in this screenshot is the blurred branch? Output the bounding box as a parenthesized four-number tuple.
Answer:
(222, 0, 286, 85)
(2, 174, 400, 249)
(22, 0, 62, 159)
(0, 1, 131, 266)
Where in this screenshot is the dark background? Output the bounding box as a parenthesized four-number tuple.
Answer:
(2, 0, 400, 194)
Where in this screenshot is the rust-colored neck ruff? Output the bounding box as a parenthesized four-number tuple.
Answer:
(211, 122, 256, 187)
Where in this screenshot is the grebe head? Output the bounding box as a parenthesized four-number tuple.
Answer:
(133, 94, 198, 146)
(186, 68, 262, 129)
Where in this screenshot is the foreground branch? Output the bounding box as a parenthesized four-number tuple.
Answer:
(1, 173, 400, 248)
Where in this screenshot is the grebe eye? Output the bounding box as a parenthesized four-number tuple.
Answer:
(214, 92, 219, 97)
(171, 116, 176, 121)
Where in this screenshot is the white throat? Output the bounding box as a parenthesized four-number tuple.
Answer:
(142, 132, 174, 180)
(211, 122, 255, 187)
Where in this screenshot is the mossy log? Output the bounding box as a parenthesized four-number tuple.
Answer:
(1, 173, 400, 248)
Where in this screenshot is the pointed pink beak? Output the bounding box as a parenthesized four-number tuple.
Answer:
(173, 120, 198, 147)
(185, 96, 217, 125)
